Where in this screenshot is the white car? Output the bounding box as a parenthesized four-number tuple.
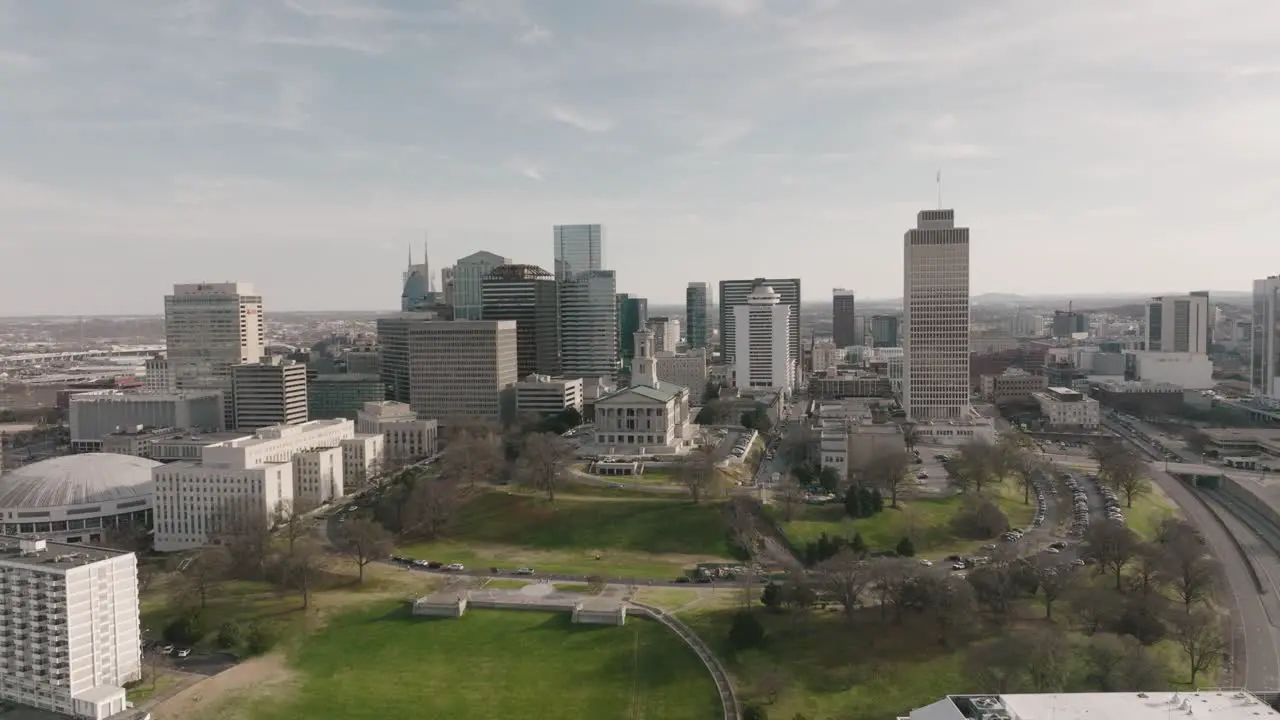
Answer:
(176, 648, 192, 658)
(918, 559, 933, 567)
(1045, 547, 1061, 554)
(444, 563, 466, 572)
(515, 567, 535, 576)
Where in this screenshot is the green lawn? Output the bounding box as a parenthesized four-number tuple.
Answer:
(1127, 484, 1180, 540)
(241, 605, 722, 720)
(399, 493, 737, 580)
(141, 579, 318, 653)
(778, 482, 1035, 557)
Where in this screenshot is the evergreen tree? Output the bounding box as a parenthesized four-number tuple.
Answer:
(851, 531, 867, 555)
(895, 536, 916, 557)
(844, 484, 864, 518)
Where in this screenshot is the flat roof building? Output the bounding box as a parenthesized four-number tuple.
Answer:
(69, 390, 224, 453)
(515, 375, 584, 416)
(903, 691, 1280, 720)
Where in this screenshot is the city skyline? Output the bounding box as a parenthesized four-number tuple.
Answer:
(3, 1, 1279, 314)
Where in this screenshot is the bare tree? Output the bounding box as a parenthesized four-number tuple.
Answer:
(1172, 609, 1227, 686)
(177, 546, 229, 610)
(334, 516, 394, 584)
(207, 498, 273, 580)
(1033, 558, 1079, 621)
(1161, 530, 1218, 612)
(1085, 520, 1137, 591)
(277, 496, 321, 556)
(950, 440, 1000, 494)
(752, 667, 787, 706)
(404, 475, 461, 539)
(1092, 439, 1151, 508)
(284, 539, 326, 610)
(440, 424, 505, 492)
(965, 636, 1028, 693)
(1069, 585, 1124, 635)
(515, 432, 572, 503)
(677, 446, 722, 504)
(815, 549, 871, 623)
(1021, 629, 1074, 692)
(901, 423, 919, 453)
(865, 447, 911, 508)
(868, 558, 916, 623)
(778, 470, 803, 522)
(1007, 447, 1046, 504)
(967, 564, 1020, 624)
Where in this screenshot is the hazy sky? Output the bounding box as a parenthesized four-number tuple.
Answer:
(2, 0, 1279, 314)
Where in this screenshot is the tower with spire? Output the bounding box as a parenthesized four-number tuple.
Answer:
(400, 233, 437, 311)
(630, 328, 659, 388)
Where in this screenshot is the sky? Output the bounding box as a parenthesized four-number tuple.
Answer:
(2, 0, 1279, 314)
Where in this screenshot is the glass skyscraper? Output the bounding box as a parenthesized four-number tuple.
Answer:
(685, 282, 710, 350)
(553, 224, 603, 282)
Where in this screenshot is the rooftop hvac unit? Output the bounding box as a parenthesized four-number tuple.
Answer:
(980, 714, 1012, 720)
(971, 698, 1003, 711)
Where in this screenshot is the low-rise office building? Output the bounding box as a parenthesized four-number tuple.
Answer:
(0, 536, 142, 720)
(69, 390, 224, 452)
(307, 373, 386, 420)
(355, 401, 439, 464)
(231, 357, 309, 430)
(655, 349, 709, 398)
(902, 691, 1277, 720)
(1033, 386, 1101, 429)
(979, 368, 1049, 405)
(515, 375, 583, 416)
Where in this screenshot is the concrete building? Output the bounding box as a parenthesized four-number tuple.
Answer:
(808, 373, 891, 399)
(440, 265, 455, 307)
(1146, 292, 1211, 353)
(1252, 275, 1280, 399)
(617, 294, 648, 370)
(1052, 310, 1090, 337)
(903, 209, 971, 421)
(164, 282, 264, 428)
(453, 251, 511, 321)
(515, 375, 584, 416)
(0, 536, 142, 720)
(811, 401, 903, 480)
(1093, 380, 1185, 415)
(356, 401, 438, 465)
(901, 692, 1280, 720)
(685, 282, 711, 350)
(69, 390, 224, 452)
(340, 433, 384, 489)
(231, 357, 308, 430)
(560, 271, 618, 378)
(376, 309, 453, 404)
(1124, 351, 1214, 389)
(719, 277, 801, 365)
(979, 368, 1049, 405)
(811, 339, 839, 374)
(832, 289, 857, 347)
(153, 419, 364, 551)
(401, 320, 518, 426)
(553, 224, 604, 282)
(0, 454, 157, 541)
(343, 347, 380, 375)
(732, 284, 795, 392)
(1033, 386, 1101, 429)
(647, 316, 680, 353)
(307, 373, 385, 420)
(870, 315, 900, 348)
(481, 264, 561, 377)
(100, 426, 186, 459)
(656, 349, 708, 397)
(592, 330, 692, 455)
(142, 354, 173, 392)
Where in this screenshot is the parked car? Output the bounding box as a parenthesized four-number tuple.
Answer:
(515, 567, 535, 576)
(444, 563, 466, 572)
(176, 648, 192, 658)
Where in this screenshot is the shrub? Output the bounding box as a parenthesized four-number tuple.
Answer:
(951, 500, 1010, 539)
(163, 612, 203, 646)
(895, 536, 916, 557)
(244, 622, 276, 656)
(215, 621, 242, 649)
(743, 705, 770, 720)
(728, 612, 766, 651)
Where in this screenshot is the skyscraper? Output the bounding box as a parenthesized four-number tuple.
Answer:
(719, 278, 801, 365)
(832, 289, 857, 347)
(1253, 276, 1280, 399)
(560, 270, 618, 377)
(231, 356, 309, 430)
(553, 224, 604, 282)
(453, 251, 512, 320)
(870, 315, 900, 348)
(481, 264, 561, 377)
(903, 209, 970, 421)
(165, 282, 265, 428)
(732, 284, 794, 391)
(616, 294, 649, 370)
(1145, 292, 1210, 353)
(685, 282, 711, 350)
(400, 241, 436, 311)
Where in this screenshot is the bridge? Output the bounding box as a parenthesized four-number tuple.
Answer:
(0, 345, 166, 368)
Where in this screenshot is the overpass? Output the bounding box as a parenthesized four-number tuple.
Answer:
(0, 345, 165, 368)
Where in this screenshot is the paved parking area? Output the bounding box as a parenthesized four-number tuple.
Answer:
(143, 648, 239, 677)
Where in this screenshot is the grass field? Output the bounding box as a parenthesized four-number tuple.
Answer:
(236, 605, 722, 720)
(778, 482, 1035, 557)
(399, 493, 737, 580)
(1127, 482, 1180, 540)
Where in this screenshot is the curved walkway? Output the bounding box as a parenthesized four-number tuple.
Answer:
(627, 600, 741, 720)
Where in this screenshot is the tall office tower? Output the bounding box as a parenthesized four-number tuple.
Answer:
(903, 209, 971, 421)
(481, 264, 561, 377)
(1145, 292, 1211, 353)
(0, 537, 142, 719)
(453, 251, 511, 320)
(832, 289, 858, 347)
(647, 316, 680, 353)
(719, 278, 801, 364)
(165, 282, 265, 428)
(1051, 310, 1090, 337)
(231, 357, 309, 430)
(1252, 276, 1280, 398)
(870, 315, 900, 348)
(685, 282, 711, 349)
(376, 309, 450, 403)
(407, 320, 518, 425)
(560, 270, 619, 377)
(731, 284, 794, 391)
(553, 224, 604, 282)
(616, 294, 649, 370)
(440, 266, 456, 306)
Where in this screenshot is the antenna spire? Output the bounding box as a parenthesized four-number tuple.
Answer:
(936, 169, 943, 209)
(424, 232, 435, 293)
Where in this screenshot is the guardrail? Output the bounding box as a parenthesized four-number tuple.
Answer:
(627, 601, 741, 720)
(1190, 487, 1267, 594)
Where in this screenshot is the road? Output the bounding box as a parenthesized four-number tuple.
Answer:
(1106, 417, 1280, 690)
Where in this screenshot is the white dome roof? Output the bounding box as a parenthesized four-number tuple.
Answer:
(0, 453, 160, 509)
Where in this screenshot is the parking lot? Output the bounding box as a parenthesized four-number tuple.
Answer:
(143, 643, 239, 677)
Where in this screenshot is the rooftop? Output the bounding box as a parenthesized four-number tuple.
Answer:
(600, 381, 685, 403)
(1002, 691, 1276, 720)
(0, 535, 130, 571)
(0, 453, 160, 509)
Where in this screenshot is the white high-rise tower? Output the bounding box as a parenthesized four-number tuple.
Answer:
(903, 209, 970, 421)
(731, 284, 794, 391)
(165, 282, 265, 428)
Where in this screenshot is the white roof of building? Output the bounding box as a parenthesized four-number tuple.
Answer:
(1001, 691, 1279, 720)
(0, 453, 160, 509)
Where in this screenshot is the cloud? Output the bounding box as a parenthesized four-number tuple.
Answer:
(545, 105, 613, 134)
(657, 0, 764, 17)
(505, 157, 544, 181)
(908, 142, 994, 161)
(518, 23, 552, 45)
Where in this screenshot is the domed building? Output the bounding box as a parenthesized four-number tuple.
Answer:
(0, 453, 158, 543)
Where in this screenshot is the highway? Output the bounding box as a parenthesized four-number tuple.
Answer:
(1107, 418, 1280, 690)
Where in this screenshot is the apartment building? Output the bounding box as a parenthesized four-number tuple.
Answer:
(0, 537, 141, 720)
(164, 282, 265, 428)
(356, 401, 439, 464)
(69, 390, 224, 452)
(231, 357, 308, 430)
(152, 419, 376, 550)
